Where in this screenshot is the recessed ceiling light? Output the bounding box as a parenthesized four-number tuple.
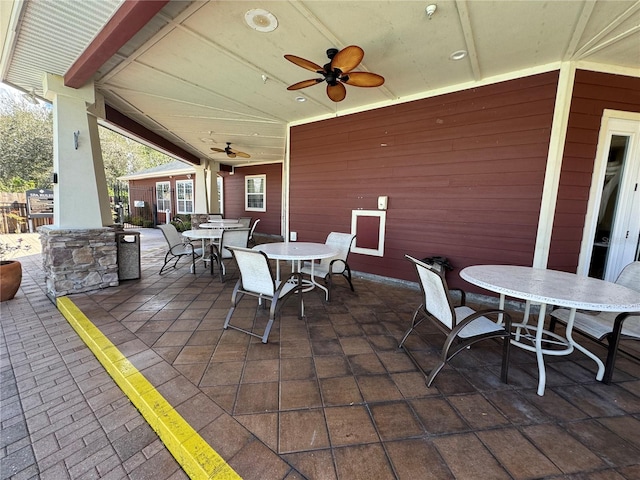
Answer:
(449, 50, 467, 61)
(245, 9, 278, 32)
(295, 96, 307, 102)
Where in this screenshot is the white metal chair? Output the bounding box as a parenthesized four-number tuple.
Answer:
(299, 232, 356, 301)
(238, 216, 252, 227)
(208, 214, 223, 221)
(158, 224, 203, 275)
(210, 227, 250, 281)
(223, 246, 304, 343)
(248, 218, 261, 247)
(549, 261, 640, 384)
(399, 254, 513, 387)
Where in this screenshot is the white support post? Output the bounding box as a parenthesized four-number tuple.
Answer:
(44, 74, 111, 228)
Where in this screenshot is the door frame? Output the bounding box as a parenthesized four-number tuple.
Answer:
(577, 109, 640, 279)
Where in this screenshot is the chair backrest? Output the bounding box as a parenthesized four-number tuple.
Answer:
(209, 214, 223, 221)
(405, 254, 456, 329)
(249, 218, 261, 239)
(238, 217, 252, 227)
(227, 246, 276, 296)
(320, 232, 356, 271)
(219, 228, 251, 258)
(158, 224, 183, 249)
(616, 261, 640, 292)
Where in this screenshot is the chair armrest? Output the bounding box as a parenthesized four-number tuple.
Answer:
(329, 258, 347, 272)
(450, 308, 512, 337)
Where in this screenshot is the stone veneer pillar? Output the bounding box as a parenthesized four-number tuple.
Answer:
(40, 226, 118, 298)
(190, 213, 209, 229)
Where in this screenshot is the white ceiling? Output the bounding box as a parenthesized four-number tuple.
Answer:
(2, 0, 639, 167)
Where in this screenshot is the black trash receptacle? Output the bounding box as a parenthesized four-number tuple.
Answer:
(116, 231, 141, 280)
(421, 256, 453, 274)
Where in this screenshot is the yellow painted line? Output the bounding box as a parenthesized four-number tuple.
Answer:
(57, 296, 242, 480)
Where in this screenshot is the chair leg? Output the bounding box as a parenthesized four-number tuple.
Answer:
(344, 266, 354, 292)
(602, 313, 628, 384)
(426, 362, 446, 387)
(223, 306, 236, 330)
(398, 307, 426, 348)
(500, 331, 511, 384)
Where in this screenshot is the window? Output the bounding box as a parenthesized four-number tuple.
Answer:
(176, 179, 194, 214)
(156, 182, 171, 212)
(245, 174, 266, 212)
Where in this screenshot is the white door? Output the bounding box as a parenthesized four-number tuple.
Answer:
(584, 115, 640, 281)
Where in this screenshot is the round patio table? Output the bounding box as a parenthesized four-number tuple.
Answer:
(253, 242, 338, 298)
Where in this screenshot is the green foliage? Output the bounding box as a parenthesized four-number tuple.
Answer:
(171, 215, 191, 232)
(0, 89, 176, 194)
(99, 127, 174, 185)
(0, 94, 53, 191)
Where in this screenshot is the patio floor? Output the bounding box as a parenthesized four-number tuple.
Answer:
(2, 229, 640, 479)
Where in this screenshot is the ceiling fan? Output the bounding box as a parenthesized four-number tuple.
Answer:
(284, 45, 384, 102)
(210, 142, 250, 159)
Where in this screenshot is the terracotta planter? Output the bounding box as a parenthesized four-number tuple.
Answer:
(0, 260, 22, 302)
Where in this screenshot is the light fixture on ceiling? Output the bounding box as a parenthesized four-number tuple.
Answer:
(295, 96, 307, 102)
(23, 88, 38, 104)
(425, 4, 437, 19)
(245, 9, 278, 32)
(449, 50, 467, 61)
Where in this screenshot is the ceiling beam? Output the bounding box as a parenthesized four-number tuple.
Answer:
(104, 105, 201, 165)
(64, 0, 169, 88)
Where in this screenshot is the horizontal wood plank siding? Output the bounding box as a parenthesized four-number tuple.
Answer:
(221, 164, 282, 236)
(549, 71, 640, 273)
(290, 72, 559, 286)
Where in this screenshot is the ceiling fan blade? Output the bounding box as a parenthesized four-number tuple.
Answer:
(330, 45, 364, 74)
(342, 72, 385, 87)
(235, 151, 251, 159)
(227, 152, 237, 158)
(287, 79, 323, 90)
(327, 82, 346, 102)
(284, 54, 323, 73)
(210, 147, 226, 153)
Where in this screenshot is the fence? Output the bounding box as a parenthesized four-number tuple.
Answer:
(0, 202, 53, 234)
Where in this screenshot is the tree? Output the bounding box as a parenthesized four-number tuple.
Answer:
(0, 92, 53, 191)
(99, 127, 172, 185)
(0, 87, 174, 193)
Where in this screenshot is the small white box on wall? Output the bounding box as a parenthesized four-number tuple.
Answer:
(377, 196, 388, 210)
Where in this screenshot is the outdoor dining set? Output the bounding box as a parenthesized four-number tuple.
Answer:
(157, 216, 640, 398)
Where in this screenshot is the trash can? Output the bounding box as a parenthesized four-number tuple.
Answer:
(116, 231, 141, 280)
(421, 256, 453, 274)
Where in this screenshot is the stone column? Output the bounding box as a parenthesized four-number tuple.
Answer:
(40, 75, 120, 297)
(40, 226, 118, 299)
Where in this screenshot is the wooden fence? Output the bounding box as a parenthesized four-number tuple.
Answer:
(0, 202, 53, 234)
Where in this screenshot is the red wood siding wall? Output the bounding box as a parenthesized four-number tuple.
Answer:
(290, 72, 559, 287)
(221, 163, 282, 236)
(129, 175, 193, 223)
(549, 71, 640, 273)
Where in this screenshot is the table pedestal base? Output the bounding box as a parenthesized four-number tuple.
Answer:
(504, 299, 605, 396)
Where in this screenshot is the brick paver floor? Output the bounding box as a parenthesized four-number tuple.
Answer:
(2, 228, 640, 479)
(1, 233, 187, 480)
